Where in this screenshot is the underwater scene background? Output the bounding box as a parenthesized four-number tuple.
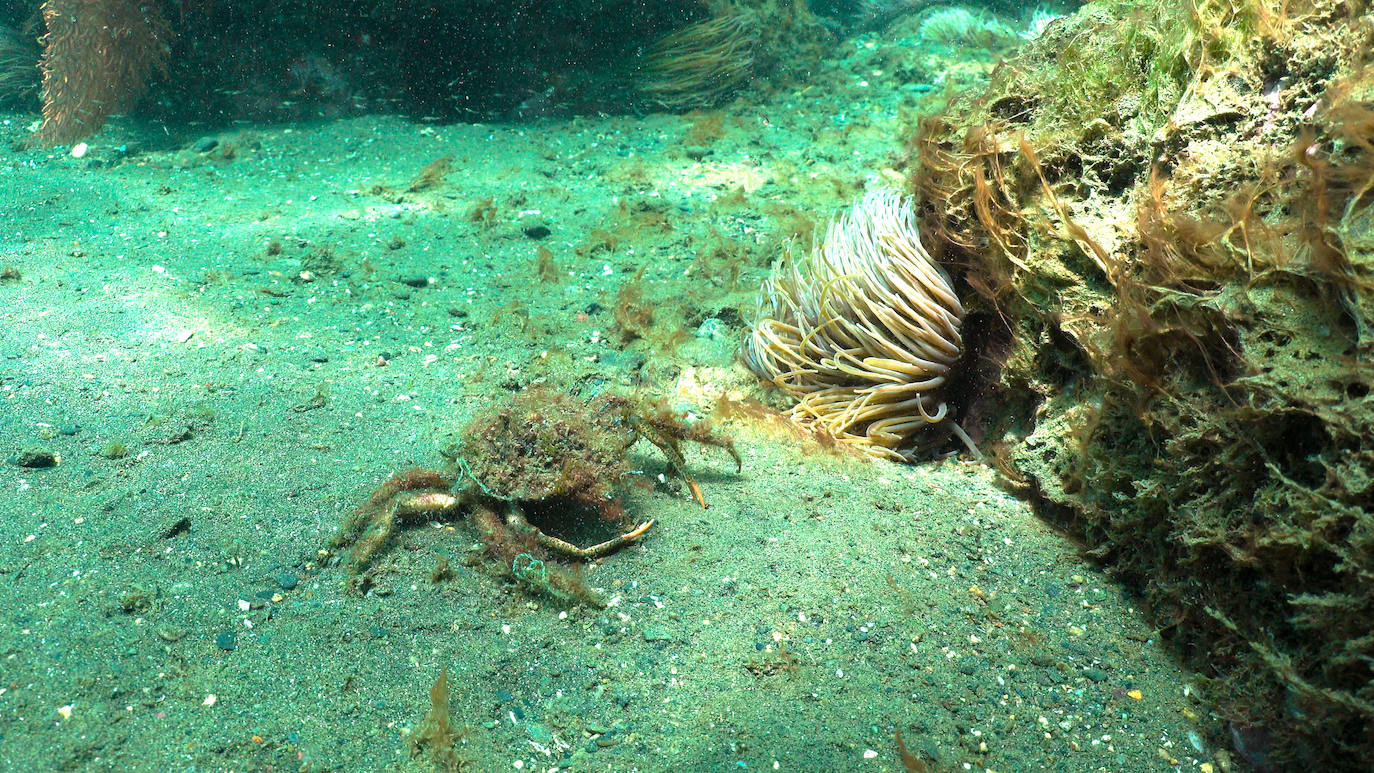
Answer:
(1, 0, 1372, 770)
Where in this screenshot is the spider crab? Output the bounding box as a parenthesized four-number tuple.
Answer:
(332, 386, 739, 604)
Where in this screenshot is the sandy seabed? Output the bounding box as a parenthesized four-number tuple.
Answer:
(1, 28, 1223, 773)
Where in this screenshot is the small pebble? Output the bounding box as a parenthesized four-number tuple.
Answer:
(156, 625, 185, 642)
(594, 731, 621, 747)
(214, 631, 237, 651)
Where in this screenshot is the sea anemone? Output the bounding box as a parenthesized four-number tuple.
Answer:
(917, 7, 1019, 48)
(637, 10, 758, 111)
(0, 25, 40, 107)
(743, 189, 975, 461)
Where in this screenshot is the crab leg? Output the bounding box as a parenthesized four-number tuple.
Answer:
(685, 476, 708, 509)
(393, 491, 461, 519)
(505, 505, 654, 560)
(634, 422, 711, 509)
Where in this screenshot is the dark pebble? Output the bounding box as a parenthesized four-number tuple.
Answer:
(523, 225, 551, 240)
(11, 449, 58, 468)
(274, 571, 299, 591)
(193, 137, 219, 153)
(58, 425, 81, 436)
(214, 631, 237, 651)
(399, 275, 431, 288)
(1083, 667, 1110, 682)
(159, 516, 191, 539)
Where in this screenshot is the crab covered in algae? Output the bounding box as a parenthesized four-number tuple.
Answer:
(331, 386, 739, 605)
